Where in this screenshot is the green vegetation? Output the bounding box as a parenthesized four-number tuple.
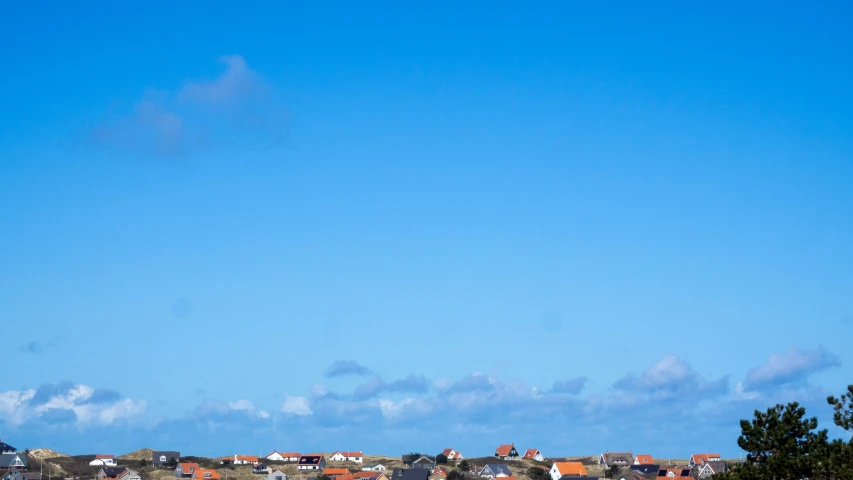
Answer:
(719, 383, 853, 480)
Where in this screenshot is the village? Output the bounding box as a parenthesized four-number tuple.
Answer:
(1, 439, 735, 480)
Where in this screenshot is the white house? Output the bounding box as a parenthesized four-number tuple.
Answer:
(221, 455, 259, 466)
(523, 450, 544, 462)
(441, 450, 463, 461)
(549, 462, 587, 480)
(330, 452, 363, 464)
(266, 452, 285, 462)
(90, 456, 117, 467)
(362, 465, 386, 472)
(269, 471, 289, 480)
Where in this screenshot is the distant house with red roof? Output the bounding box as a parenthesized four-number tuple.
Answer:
(193, 469, 220, 480)
(658, 469, 692, 480)
(688, 454, 721, 468)
(494, 445, 519, 461)
(324, 468, 350, 477)
(440, 449, 463, 461)
(523, 450, 544, 462)
(549, 462, 587, 480)
(632, 455, 654, 465)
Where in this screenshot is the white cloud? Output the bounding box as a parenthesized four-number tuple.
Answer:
(281, 396, 313, 416)
(743, 346, 840, 390)
(0, 384, 145, 427)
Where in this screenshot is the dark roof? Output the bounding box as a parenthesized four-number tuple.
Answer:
(298, 456, 323, 466)
(601, 453, 633, 465)
(705, 461, 727, 473)
(482, 465, 512, 477)
(0, 442, 16, 454)
(391, 469, 429, 480)
(0, 454, 28, 469)
(629, 465, 659, 475)
(153, 452, 180, 461)
(100, 468, 126, 478)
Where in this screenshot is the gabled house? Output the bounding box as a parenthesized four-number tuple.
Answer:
(153, 452, 180, 468)
(598, 453, 632, 468)
(175, 463, 200, 478)
(253, 464, 271, 475)
(269, 471, 288, 480)
(266, 452, 300, 463)
(494, 445, 519, 461)
(411, 457, 434, 470)
(97, 468, 141, 480)
(657, 469, 692, 480)
(523, 450, 544, 462)
(440, 450, 462, 461)
(0, 454, 27, 470)
(695, 461, 727, 478)
(479, 464, 512, 478)
(3, 470, 41, 480)
(90, 456, 117, 467)
(297, 456, 326, 471)
(688, 454, 721, 468)
(391, 469, 429, 480)
(361, 465, 386, 472)
(549, 462, 587, 480)
(0, 444, 15, 456)
(632, 455, 653, 466)
(330, 452, 363, 464)
(192, 469, 220, 480)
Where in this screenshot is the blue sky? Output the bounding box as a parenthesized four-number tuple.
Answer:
(1, 0, 852, 458)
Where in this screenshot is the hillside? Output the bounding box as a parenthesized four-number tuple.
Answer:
(119, 449, 155, 461)
(28, 449, 69, 460)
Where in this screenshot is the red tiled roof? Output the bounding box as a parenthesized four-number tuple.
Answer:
(236, 456, 259, 463)
(441, 449, 454, 457)
(279, 453, 300, 457)
(691, 454, 720, 464)
(179, 463, 200, 472)
(342, 452, 362, 457)
(354, 473, 377, 479)
(523, 450, 539, 459)
(324, 469, 350, 476)
(553, 462, 587, 477)
(634, 455, 654, 465)
(495, 445, 515, 456)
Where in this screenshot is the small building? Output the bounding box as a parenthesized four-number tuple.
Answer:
(549, 462, 588, 480)
(97, 468, 140, 480)
(391, 469, 429, 480)
(175, 463, 200, 478)
(297, 456, 326, 471)
(440, 450, 462, 461)
(153, 452, 180, 468)
(90, 456, 117, 467)
(695, 461, 727, 478)
(0, 444, 16, 456)
(523, 450, 544, 462)
(266, 452, 300, 463)
(688, 454, 721, 468)
(361, 465, 386, 472)
(253, 465, 271, 475)
(494, 445, 519, 461)
(269, 471, 289, 480)
(330, 452, 363, 464)
(632, 455, 653, 466)
(658, 469, 693, 480)
(598, 453, 632, 469)
(628, 465, 659, 476)
(479, 465, 512, 478)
